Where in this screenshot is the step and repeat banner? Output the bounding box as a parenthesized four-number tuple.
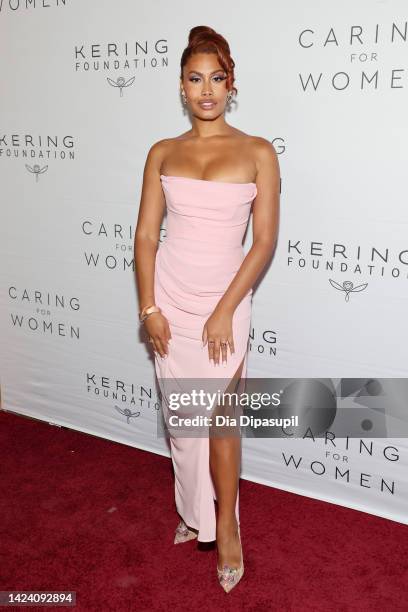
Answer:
(1, 1, 407, 525)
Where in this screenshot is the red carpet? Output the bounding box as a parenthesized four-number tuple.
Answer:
(1, 409, 407, 611)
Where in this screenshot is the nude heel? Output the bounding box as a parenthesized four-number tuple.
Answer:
(174, 519, 198, 544)
(216, 525, 244, 593)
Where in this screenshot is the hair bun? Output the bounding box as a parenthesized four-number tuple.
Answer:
(180, 25, 237, 97)
(188, 25, 218, 45)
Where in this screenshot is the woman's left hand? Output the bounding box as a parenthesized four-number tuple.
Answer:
(202, 307, 235, 365)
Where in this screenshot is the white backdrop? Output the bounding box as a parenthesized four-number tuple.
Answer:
(1, 0, 407, 525)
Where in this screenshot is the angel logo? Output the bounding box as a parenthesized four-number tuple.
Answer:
(114, 405, 141, 424)
(329, 279, 368, 302)
(25, 163, 48, 182)
(107, 76, 135, 97)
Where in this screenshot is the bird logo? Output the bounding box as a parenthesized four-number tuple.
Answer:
(107, 76, 135, 97)
(114, 405, 141, 424)
(329, 279, 368, 302)
(25, 163, 48, 182)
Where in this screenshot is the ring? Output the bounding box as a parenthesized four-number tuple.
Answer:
(221, 341, 228, 346)
(208, 340, 215, 345)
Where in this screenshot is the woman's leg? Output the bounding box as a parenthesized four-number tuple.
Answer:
(209, 354, 245, 568)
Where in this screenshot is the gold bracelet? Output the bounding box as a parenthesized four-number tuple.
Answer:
(139, 305, 161, 323)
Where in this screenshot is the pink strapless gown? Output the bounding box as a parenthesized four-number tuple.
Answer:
(154, 174, 257, 542)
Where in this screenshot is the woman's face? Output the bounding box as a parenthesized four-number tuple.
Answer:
(181, 52, 229, 118)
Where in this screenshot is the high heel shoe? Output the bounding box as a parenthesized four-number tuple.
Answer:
(174, 519, 198, 544)
(216, 525, 244, 593)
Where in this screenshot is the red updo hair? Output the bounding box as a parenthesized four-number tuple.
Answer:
(180, 26, 238, 97)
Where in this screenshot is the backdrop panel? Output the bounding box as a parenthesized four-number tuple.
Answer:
(1, 0, 407, 525)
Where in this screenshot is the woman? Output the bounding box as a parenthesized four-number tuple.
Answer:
(134, 25, 280, 592)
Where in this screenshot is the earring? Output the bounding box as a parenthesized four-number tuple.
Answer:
(226, 91, 233, 104)
(181, 91, 187, 105)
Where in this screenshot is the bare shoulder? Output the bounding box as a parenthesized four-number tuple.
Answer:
(234, 132, 278, 166)
(246, 135, 280, 181)
(146, 137, 173, 159)
(249, 135, 278, 162)
(146, 133, 190, 164)
(144, 138, 177, 177)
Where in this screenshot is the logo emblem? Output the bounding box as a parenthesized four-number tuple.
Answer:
(114, 405, 141, 423)
(329, 279, 368, 301)
(107, 76, 135, 97)
(25, 164, 48, 182)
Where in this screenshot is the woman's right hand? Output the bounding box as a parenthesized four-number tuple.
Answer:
(144, 312, 172, 358)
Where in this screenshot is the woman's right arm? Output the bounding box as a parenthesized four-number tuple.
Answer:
(134, 141, 171, 358)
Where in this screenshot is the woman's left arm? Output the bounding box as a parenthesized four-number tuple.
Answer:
(215, 137, 281, 315)
(202, 138, 280, 364)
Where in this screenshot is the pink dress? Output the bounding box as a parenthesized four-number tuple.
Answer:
(154, 174, 257, 542)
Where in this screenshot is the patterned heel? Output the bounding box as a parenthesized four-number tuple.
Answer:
(217, 525, 244, 593)
(174, 519, 198, 544)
